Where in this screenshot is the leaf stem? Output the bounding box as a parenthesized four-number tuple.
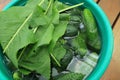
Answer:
(59, 3, 84, 13)
(50, 53, 61, 67)
(38, 0, 45, 6)
(44, 0, 53, 15)
(18, 47, 26, 61)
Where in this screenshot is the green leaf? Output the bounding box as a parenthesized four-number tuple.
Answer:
(19, 46, 50, 80)
(25, 0, 46, 10)
(29, 5, 47, 28)
(46, 1, 59, 25)
(50, 5, 60, 24)
(0, 7, 35, 67)
(52, 42, 66, 66)
(0, 0, 46, 67)
(54, 1, 69, 11)
(35, 24, 54, 47)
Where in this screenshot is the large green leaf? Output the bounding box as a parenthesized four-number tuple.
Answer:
(19, 46, 50, 80)
(0, 7, 34, 67)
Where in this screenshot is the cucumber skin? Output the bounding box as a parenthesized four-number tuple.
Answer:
(61, 49, 73, 69)
(83, 9, 101, 50)
(69, 34, 87, 56)
(53, 73, 85, 80)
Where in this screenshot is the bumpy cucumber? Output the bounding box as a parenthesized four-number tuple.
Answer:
(67, 57, 93, 77)
(61, 49, 73, 69)
(82, 9, 101, 50)
(64, 24, 78, 37)
(68, 34, 87, 56)
(53, 73, 85, 80)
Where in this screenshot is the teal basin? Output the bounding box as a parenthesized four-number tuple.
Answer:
(0, 0, 114, 80)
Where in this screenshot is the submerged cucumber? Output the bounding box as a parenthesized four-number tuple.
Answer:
(64, 24, 78, 37)
(84, 52, 99, 67)
(53, 72, 85, 80)
(67, 57, 93, 77)
(82, 9, 101, 50)
(61, 49, 74, 69)
(68, 34, 87, 56)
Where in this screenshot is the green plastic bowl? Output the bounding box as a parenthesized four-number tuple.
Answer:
(0, 0, 114, 80)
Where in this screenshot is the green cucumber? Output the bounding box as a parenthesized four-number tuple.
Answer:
(53, 72, 85, 80)
(69, 34, 87, 56)
(84, 52, 99, 67)
(82, 9, 101, 50)
(70, 15, 81, 22)
(64, 24, 78, 37)
(67, 57, 93, 76)
(61, 49, 73, 69)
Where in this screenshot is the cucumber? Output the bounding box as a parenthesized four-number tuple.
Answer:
(61, 49, 74, 69)
(84, 52, 99, 67)
(82, 9, 101, 50)
(64, 8, 82, 37)
(64, 24, 78, 37)
(52, 68, 59, 77)
(53, 72, 85, 80)
(68, 34, 87, 56)
(67, 57, 93, 76)
(13, 71, 22, 80)
(70, 15, 81, 22)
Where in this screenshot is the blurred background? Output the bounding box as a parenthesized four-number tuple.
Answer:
(0, 0, 120, 80)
